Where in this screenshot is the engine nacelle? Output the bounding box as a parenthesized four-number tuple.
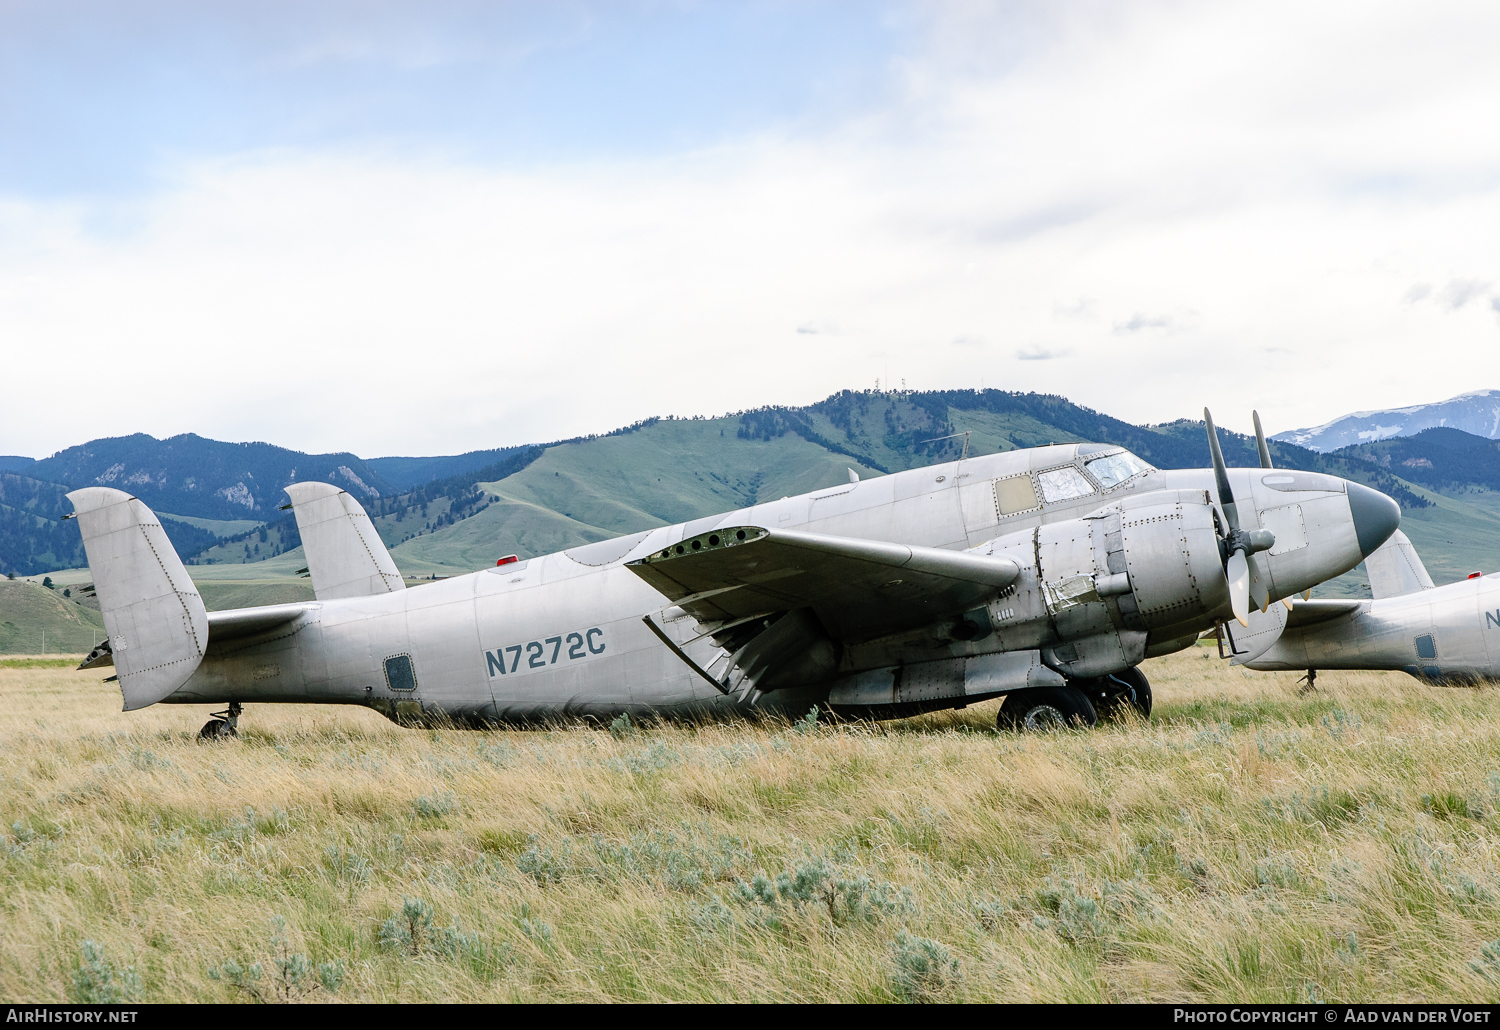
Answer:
(1114, 492, 1232, 631)
(969, 489, 1232, 680)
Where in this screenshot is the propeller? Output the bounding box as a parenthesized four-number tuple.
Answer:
(1204, 409, 1277, 626)
(1252, 411, 1296, 610)
(1253, 410, 1273, 470)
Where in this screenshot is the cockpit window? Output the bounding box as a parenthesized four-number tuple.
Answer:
(1085, 450, 1153, 489)
(1037, 466, 1095, 503)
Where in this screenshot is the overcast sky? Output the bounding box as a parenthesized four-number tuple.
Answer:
(3, 1, 1498, 459)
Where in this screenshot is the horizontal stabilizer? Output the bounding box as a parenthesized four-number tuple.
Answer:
(1286, 598, 1364, 628)
(67, 487, 208, 710)
(627, 526, 1020, 643)
(208, 603, 316, 641)
(1364, 529, 1434, 600)
(283, 482, 405, 601)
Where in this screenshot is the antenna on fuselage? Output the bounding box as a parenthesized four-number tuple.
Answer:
(918, 430, 971, 460)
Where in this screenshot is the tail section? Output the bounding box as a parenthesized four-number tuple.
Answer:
(1364, 529, 1434, 599)
(283, 482, 405, 600)
(67, 487, 208, 710)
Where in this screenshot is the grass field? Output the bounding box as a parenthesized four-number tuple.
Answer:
(4, 648, 1500, 1003)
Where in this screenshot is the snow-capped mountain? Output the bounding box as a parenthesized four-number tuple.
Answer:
(1273, 390, 1500, 453)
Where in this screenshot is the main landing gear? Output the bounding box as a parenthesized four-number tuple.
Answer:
(997, 667, 1152, 732)
(199, 702, 242, 740)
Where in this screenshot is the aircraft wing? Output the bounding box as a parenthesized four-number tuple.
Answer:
(625, 526, 1020, 643)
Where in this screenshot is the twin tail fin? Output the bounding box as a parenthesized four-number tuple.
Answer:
(282, 482, 405, 601)
(67, 487, 208, 711)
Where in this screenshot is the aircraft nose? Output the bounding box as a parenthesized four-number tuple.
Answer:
(1347, 482, 1401, 558)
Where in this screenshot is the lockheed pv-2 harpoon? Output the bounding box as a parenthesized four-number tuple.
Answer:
(69, 414, 1400, 736)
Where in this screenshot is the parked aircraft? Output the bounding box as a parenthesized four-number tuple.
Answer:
(67, 414, 1400, 735)
(1239, 529, 1500, 684)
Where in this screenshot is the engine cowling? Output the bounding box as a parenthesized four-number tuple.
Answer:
(1113, 493, 1231, 631)
(1020, 490, 1230, 678)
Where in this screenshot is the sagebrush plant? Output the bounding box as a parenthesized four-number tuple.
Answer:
(892, 929, 960, 1001)
(70, 941, 141, 1003)
(8, 647, 1500, 1000)
(207, 915, 343, 1003)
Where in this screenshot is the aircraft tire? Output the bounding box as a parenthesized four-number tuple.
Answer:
(1092, 668, 1153, 723)
(998, 686, 1097, 732)
(198, 719, 236, 740)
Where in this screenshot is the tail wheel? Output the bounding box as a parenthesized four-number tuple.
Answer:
(1092, 667, 1153, 722)
(198, 719, 236, 740)
(998, 685, 1097, 732)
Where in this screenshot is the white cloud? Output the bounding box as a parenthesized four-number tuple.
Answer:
(4, 0, 1500, 455)
(1016, 346, 1068, 362)
(1112, 314, 1174, 335)
(1440, 278, 1491, 310)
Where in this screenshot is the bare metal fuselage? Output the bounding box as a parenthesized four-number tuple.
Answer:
(166, 447, 1376, 724)
(1249, 574, 1500, 683)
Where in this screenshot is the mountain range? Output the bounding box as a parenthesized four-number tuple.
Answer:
(1274, 390, 1500, 452)
(4, 388, 1500, 603)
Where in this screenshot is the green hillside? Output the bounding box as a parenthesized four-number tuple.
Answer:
(0, 580, 106, 655)
(158, 512, 266, 538)
(391, 416, 885, 569)
(188, 518, 300, 566)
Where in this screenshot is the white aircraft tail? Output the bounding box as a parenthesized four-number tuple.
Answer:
(283, 482, 405, 600)
(1364, 529, 1434, 599)
(67, 487, 208, 711)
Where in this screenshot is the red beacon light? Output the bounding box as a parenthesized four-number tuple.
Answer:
(497, 555, 520, 567)
(1469, 571, 1484, 580)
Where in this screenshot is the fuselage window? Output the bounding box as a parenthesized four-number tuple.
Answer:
(1037, 466, 1095, 503)
(385, 654, 418, 692)
(1085, 451, 1154, 489)
(995, 475, 1040, 516)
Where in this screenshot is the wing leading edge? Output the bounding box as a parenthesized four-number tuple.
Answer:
(625, 526, 1021, 644)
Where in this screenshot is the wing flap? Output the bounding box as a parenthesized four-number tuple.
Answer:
(626, 526, 1020, 643)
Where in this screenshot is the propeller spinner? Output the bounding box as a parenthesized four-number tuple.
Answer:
(1204, 409, 1276, 626)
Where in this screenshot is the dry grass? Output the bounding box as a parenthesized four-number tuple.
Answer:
(4, 644, 1500, 1002)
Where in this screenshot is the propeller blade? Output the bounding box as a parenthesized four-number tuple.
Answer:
(1253, 411, 1273, 469)
(1203, 408, 1240, 532)
(1282, 596, 1295, 610)
(1227, 549, 1250, 626)
(1248, 552, 1271, 613)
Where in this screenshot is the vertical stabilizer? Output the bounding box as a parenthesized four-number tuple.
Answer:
(1364, 529, 1435, 599)
(283, 482, 405, 600)
(67, 487, 208, 710)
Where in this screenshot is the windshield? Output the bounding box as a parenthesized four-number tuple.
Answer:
(1085, 450, 1154, 489)
(1037, 466, 1095, 503)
